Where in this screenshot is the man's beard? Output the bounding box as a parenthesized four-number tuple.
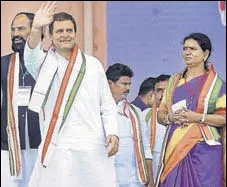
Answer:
(11, 36, 26, 52)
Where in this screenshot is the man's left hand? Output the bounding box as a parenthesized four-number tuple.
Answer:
(105, 135, 119, 157)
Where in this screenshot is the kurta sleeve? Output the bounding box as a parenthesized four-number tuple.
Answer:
(24, 41, 47, 80)
(98, 61, 119, 137)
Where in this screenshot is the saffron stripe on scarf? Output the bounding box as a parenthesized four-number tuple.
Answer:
(196, 66, 215, 113)
(129, 104, 150, 185)
(150, 104, 157, 152)
(7, 53, 21, 176)
(215, 108, 226, 116)
(59, 53, 86, 132)
(41, 45, 78, 164)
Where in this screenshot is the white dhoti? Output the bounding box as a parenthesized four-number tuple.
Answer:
(1, 149, 38, 187)
(29, 145, 118, 187)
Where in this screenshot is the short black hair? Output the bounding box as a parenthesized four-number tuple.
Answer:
(49, 12, 77, 35)
(106, 63, 134, 82)
(12, 12, 34, 27)
(138, 77, 156, 96)
(155, 74, 171, 84)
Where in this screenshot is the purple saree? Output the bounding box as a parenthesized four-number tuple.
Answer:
(161, 75, 224, 187)
(157, 65, 226, 187)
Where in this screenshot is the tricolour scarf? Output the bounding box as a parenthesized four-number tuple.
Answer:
(144, 104, 157, 152)
(7, 53, 23, 179)
(29, 45, 86, 167)
(41, 44, 78, 165)
(123, 101, 150, 185)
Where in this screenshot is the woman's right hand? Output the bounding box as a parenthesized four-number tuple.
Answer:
(172, 108, 193, 127)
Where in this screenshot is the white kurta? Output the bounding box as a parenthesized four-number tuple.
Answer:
(115, 101, 152, 186)
(24, 43, 118, 187)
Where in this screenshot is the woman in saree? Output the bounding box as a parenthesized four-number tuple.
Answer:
(156, 33, 226, 187)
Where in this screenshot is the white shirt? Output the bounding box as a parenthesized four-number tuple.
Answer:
(24, 42, 118, 151)
(115, 101, 152, 185)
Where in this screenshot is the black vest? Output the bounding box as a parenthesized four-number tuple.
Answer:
(1, 53, 41, 150)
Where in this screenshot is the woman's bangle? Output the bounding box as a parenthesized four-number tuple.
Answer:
(200, 113, 207, 123)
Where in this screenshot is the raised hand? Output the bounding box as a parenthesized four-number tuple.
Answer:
(33, 1, 57, 29)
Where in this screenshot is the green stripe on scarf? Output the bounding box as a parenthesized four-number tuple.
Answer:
(60, 53, 86, 131)
(165, 75, 175, 101)
(166, 73, 181, 113)
(208, 76, 223, 114)
(207, 76, 223, 141)
(210, 127, 221, 141)
(7, 127, 15, 176)
(42, 70, 58, 109)
(145, 109, 152, 125)
(130, 104, 150, 184)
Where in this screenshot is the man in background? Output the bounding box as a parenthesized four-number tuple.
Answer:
(131, 77, 156, 185)
(131, 77, 156, 113)
(1, 12, 41, 187)
(151, 74, 170, 180)
(131, 74, 170, 181)
(107, 63, 154, 187)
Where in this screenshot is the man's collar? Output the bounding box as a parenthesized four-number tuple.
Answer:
(131, 96, 148, 111)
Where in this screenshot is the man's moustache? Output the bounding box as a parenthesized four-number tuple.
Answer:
(12, 36, 25, 43)
(11, 36, 26, 52)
